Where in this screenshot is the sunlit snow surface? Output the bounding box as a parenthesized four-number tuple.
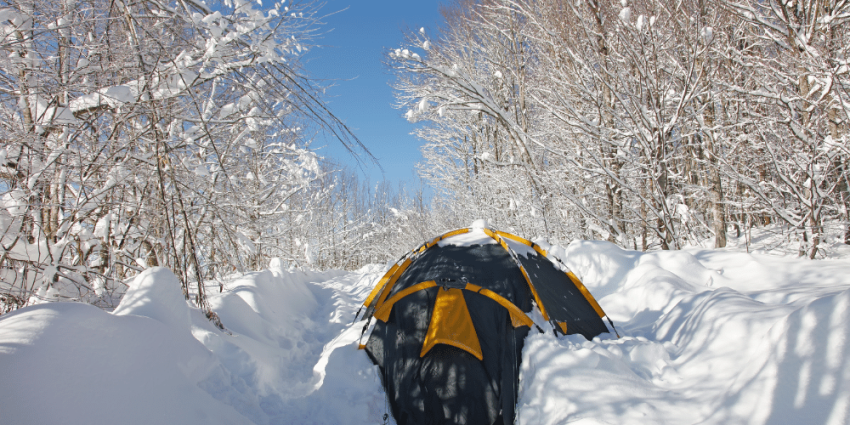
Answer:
(436, 227, 497, 248)
(2, 240, 850, 424)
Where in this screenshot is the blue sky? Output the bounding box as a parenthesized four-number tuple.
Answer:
(303, 1, 446, 186)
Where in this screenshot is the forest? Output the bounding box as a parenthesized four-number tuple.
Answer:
(1, 0, 848, 316)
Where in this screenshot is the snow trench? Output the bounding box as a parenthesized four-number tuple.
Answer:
(2, 242, 850, 424)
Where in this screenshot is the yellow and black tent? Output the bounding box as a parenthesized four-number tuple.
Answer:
(356, 224, 617, 425)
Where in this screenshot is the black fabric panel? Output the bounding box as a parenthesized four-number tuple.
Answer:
(365, 270, 531, 425)
(420, 345, 498, 424)
(367, 287, 435, 424)
(389, 244, 531, 310)
(515, 252, 608, 339)
(462, 290, 528, 425)
(499, 324, 528, 425)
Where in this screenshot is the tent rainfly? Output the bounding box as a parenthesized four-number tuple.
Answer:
(356, 222, 618, 425)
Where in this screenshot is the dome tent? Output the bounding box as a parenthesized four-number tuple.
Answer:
(356, 222, 618, 425)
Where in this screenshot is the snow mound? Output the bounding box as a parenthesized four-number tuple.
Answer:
(518, 240, 850, 425)
(0, 266, 384, 425)
(113, 267, 192, 334)
(0, 303, 251, 425)
(712, 287, 850, 424)
(4, 239, 850, 424)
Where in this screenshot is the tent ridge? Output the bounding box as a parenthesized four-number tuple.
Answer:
(372, 280, 535, 330)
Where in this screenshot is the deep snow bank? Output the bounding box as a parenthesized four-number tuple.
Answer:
(3, 242, 850, 425)
(0, 265, 388, 425)
(0, 267, 254, 425)
(515, 241, 850, 425)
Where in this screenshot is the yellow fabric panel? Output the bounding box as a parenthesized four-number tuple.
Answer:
(444, 228, 471, 238)
(463, 283, 534, 329)
(464, 282, 483, 292)
(436, 228, 470, 244)
(509, 311, 529, 328)
(373, 258, 413, 311)
(418, 234, 438, 252)
(519, 265, 550, 321)
(421, 228, 472, 251)
(482, 228, 551, 322)
(557, 322, 568, 334)
(481, 288, 535, 328)
(496, 230, 549, 258)
(496, 230, 532, 246)
(532, 245, 549, 258)
(373, 281, 437, 322)
(496, 236, 513, 257)
(420, 288, 483, 361)
(567, 271, 606, 318)
(363, 262, 401, 307)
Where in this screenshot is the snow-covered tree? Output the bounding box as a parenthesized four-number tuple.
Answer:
(720, 0, 850, 258)
(395, 0, 849, 256)
(0, 0, 366, 313)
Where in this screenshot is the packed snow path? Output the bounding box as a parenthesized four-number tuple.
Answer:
(2, 241, 850, 424)
(0, 265, 390, 425)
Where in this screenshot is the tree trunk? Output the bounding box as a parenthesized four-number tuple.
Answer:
(704, 99, 727, 248)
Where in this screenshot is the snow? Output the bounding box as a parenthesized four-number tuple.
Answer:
(432, 222, 541, 259)
(438, 226, 497, 247)
(701, 26, 714, 44)
(36, 104, 80, 125)
(0, 266, 383, 425)
(2, 189, 27, 216)
(619, 7, 631, 23)
(0, 301, 253, 424)
(518, 240, 850, 425)
(3, 238, 850, 424)
(70, 84, 136, 111)
(114, 267, 193, 334)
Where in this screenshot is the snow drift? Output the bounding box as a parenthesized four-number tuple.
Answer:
(516, 241, 850, 425)
(2, 242, 850, 424)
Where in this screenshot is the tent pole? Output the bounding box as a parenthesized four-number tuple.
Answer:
(606, 316, 621, 338)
